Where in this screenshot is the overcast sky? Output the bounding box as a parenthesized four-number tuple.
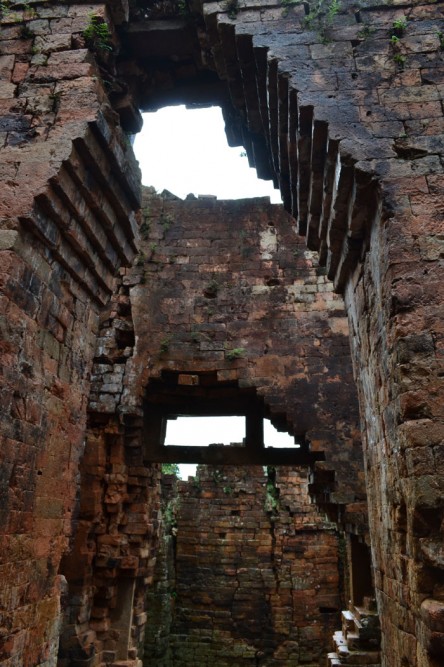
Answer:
(133, 106, 284, 478)
(133, 105, 282, 202)
(166, 418, 298, 479)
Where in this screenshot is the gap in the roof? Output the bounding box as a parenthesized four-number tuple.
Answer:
(134, 105, 284, 481)
(133, 105, 282, 202)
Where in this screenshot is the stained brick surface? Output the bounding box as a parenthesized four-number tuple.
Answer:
(145, 466, 341, 667)
(0, 0, 443, 664)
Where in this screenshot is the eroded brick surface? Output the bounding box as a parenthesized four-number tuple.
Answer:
(146, 467, 341, 667)
(128, 190, 364, 510)
(0, 0, 443, 664)
(0, 2, 139, 664)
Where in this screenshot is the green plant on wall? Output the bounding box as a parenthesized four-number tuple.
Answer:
(393, 53, 406, 68)
(281, 0, 301, 18)
(226, 347, 246, 361)
(389, 18, 407, 69)
(160, 337, 171, 354)
(162, 463, 180, 476)
(49, 91, 62, 114)
(20, 23, 34, 39)
(302, 0, 341, 41)
(140, 219, 150, 239)
(357, 24, 374, 40)
(0, 0, 9, 17)
(192, 477, 202, 492)
(135, 251, 146, 266)
(83, 13, 113, 53)
(23, 3, 37, 19)
(392, 17, 407, 36)
(176, 0, 190, 16)
(213, 469, 223, 483)
(264, 466, 280, 517)
(203, 278, 219, 298)
(325, 0, 340, 25)
(160, 212, 174, 234)
(163, 497, 179, 534)
(0, 0, 21, 22)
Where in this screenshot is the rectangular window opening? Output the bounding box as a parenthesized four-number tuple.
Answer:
(165, 416, 246, 447)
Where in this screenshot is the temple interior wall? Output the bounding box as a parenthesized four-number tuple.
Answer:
(0, 0, 443, 664)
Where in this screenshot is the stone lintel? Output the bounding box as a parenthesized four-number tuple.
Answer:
(145, 444, 325, 465)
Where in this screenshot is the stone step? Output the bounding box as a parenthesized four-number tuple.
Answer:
(333, 625, 381, 665)
(333, 630, 347, 648)
(342, 609, 355, 634)
(329, 649, 380, 667)
(352, 603, 379, 620)
(327, 653, 342, 667)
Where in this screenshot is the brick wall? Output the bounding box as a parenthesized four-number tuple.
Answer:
(146, 466, 341, 667)
(0, 1, 139, 663)
(128, 190, 364, 511)
(0, 0, 443, 664)
(78, 188, 363, 666)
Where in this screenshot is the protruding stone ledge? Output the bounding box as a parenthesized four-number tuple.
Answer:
(145, 443, 325, 466)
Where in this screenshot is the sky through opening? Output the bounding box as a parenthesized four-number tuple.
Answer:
(166, 418, 298, 479)
(133, 106, 285, 479)
(134, 106, 282, 202)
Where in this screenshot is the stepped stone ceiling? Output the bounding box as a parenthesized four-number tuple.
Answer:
(0, 0, 443, 665)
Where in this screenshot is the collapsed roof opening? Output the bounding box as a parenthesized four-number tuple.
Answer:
(143, 371, 323, 466)
(133, 106, 282, 202)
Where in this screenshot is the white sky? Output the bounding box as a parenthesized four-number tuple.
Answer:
(133, 106, 282, 202)
(166, 418, 298, 479)
(133, 106, 285, 479)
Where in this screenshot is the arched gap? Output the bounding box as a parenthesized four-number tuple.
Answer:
(143, 371, 319, 467)
(116, 6, 382, 295)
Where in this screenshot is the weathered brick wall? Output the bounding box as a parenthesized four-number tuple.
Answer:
(195, 2, 444, 664)
(57, 265, 162, 666)
(0, 1, 139, 663)
(1, 0, 443, 664)
(145, 466, 341, 667)
(128, 189, 364, 511)
(344, 176, 444, 666)
(143, 474, 177, 666)
(66, 188, 361, 667)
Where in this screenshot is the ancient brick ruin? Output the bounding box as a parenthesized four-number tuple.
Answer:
(146, 466, 343, 666)
(0, 0, 443, 665)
